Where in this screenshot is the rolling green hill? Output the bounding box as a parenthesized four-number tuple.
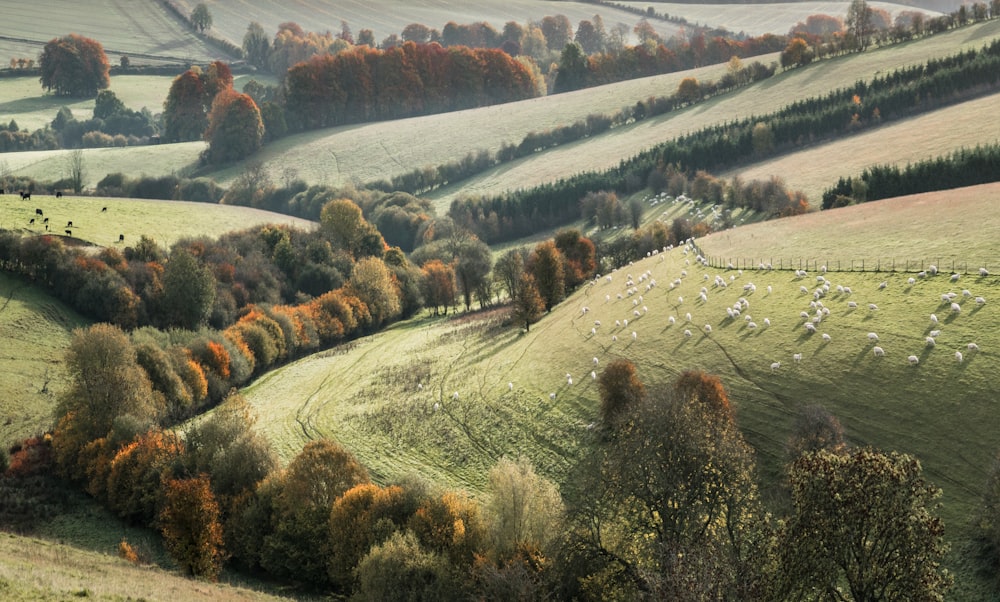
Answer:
(242, 183, 1000, 595)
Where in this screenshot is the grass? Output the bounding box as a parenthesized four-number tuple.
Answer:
(617, 1, 941, 36)
(0, 193, 315, 251)
(0, 0, 224, 68)
(724, 91, 1000, 201)
(240, 190, 1000, 596)
(184, 0, 681, 49)
(0, 272, 84, 449)
(0, 531, 294, 601)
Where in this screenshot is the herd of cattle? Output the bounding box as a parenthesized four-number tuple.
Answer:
(5, 189, 123, 242)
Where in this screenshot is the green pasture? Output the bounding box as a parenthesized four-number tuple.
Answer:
(184, 0, 681, 50)
(0, 272, 84, 449)
(618, 1, 941, 36)
(0, 193, 314, 250)
(0, 0, 225, 69)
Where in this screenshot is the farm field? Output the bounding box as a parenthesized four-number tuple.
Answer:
(699, 182, 1000, 269)
(0, 531, 292, 601)
(0, 272, 84, 448)
(241, 191, 1000, 596)
(423, 18, 1000, 208)
(618, 1, 941, 35)
(724, 90, 1000, 202)
(172, 0, 681, 49)
(0, 193, 315, 251)
(0, 0, 227, 67)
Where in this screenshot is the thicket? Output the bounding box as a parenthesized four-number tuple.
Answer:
(449, 38, 1000, 244)
(822, 143, 1000, 208)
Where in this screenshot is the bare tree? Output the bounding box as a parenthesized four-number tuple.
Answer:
(67, 150, 85, 193)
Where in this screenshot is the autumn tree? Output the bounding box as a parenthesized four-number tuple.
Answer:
(191, 3, 213, 32)
(160, 475, 225, 579)
(347, 256, 401, 326)
(527, 240, 564, 311)
(53, 324, 161, 479)
(320, 199, 385, 258)
(540, 15, 573, 51)
(354, 531, 460, 601)
(160, 247, 216, 329)
(204, 88, 264, 163)
(421, 259, 456, 315)
(575, 17, 606, 54)
(243, 22, 271, 70)
(779, 448, 951, 600)
(567, 371, 774, 599)
(677, 76, 701, 104)
(786, 405, 847, 460)
(511, 273, 545, 332)
(781, 37, 814, 68)
(163, 62, 233, 142)
(484, 456, 564, 560)
(262, 439, 370, 586)
(597, 359, 644, 429)
(39, 34, 110, 97)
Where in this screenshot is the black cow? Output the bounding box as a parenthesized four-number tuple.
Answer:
(42, 217, 48, 224)
(55, 191, 62, 198)
(65, 230, 72, 236)
(28, 218, 34, 225)
(118, 233, 125, 242)
(66, 221, 73, 228)
(20, 191, 30, 200)
(35, 208, 42, 216)
(101, 207, 107, 212)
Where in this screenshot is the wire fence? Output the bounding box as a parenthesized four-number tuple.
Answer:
(698, 256, 992, 274)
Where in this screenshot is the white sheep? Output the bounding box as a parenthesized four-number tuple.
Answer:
(929, 329, 941, 337)
(868, 303, 879, 311)
(907, 277, 916, 285)
(770, 361, 781, 372)
(800, 311, 810, 319)
(747, 322, 758, 330)
(685, 312, 692, 322)
(908, 355, 919, 365)
(623, 319, 629, 327)
(633, 310, 641, 317)
(767, 285, 772, 295)
(550, 392, 556, 400)
(980, 267, 989, 277)
(800, 286, 809, 294)
(591, 328, 597, 335)
(631, 331, 637, 340)
(704, 324, 712, 333)
(929, 264, 938, 275)
(925, 337, 936, 347)
(805, 323, 817, 333)
(963, 289, 972, 297)
(594, 320, 602, 326)
(951, 273, 960, 282)
(976, 296, 986, 305)
(930, 314, 938, 324)
(878, 281, 887, 290)
(612, 335, 618, 342)
(848, 301, 858, 308)
(873, 346, 885, 357)
(684, 329, 692, 338)
(453, 391, 460, 400)
(955, 350, 964, 363)
(509, 382, 514, 391)
(868, 332, 879, 342)
(951, 302, 962, 313)
(822, 333, 831, 342)
(678, 296, 684, 304)
(763, 318, 771, 327)
(793, 353, 802, 362)
(668, 316, 676, 325)
(968, 342, 980, 351)
(591, 371, 597, 380)
(567, 376, 573, 386)
(918, 271, 927, 278)
(593, 357, 599, 365)
(745, 314, 753, 322)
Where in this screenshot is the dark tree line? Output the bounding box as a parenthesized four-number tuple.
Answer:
(450, 38, 1000, 244)
(822, 143, 1000, 208)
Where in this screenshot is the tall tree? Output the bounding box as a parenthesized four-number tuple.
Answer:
(160, 475, 225, 579)
(421, 259, 456, 315)
(510, 272, 545, 332)
(39, 34, 110, 97)
(553, 42, 588, 93)
(242, 22, 271, 70)
(780, 448, 952, 600)
(191, 3, 213, 33)
(528, 240, 564, 311)
(846, 0, 875, 51)
(347, 257, 401, 326)
(204, 89, 264, 163)
(540, 15, 573, 51)
(161, 248, 216, 330)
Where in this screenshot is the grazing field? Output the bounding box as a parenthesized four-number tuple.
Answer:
(618, 1, 940, 36)
(241, 193, 1000, 595)
(698, 182, 1000, 269)
(0, 194, 315, 250)
(0, 272, 84, 449)
(0, 531, 292, 601)
(0, 0, 227, 66)
(724, 91, 1000, 201)
(173, 0, 680, 49)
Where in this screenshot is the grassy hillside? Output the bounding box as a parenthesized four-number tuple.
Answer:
(618, 1, 940, 35)
(0, 532, 292, 601)
(241, 186, 1000, 595)
(0, 272, 84, 449)
(0, 0, 226, 66)
(0, 194, 315, 250)
(175, 0, 680, 48)
(725, 91, 1000, 201)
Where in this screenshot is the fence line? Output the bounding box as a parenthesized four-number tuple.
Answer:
(698, 256, 993, 275)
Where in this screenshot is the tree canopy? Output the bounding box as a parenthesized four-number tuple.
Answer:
(39, 34, 110, 97)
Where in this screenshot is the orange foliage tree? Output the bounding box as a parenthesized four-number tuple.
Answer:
(106, 430, 185, 524)
(39, 34, 110, 96)
(160, 475, 226, 579)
